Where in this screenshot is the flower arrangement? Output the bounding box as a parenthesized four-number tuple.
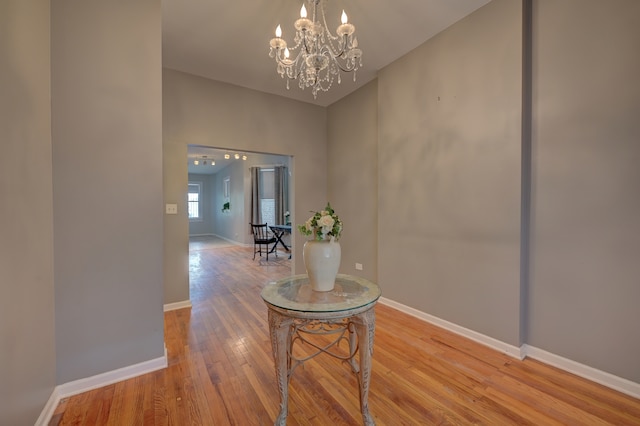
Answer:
(298, 202, 343, 241)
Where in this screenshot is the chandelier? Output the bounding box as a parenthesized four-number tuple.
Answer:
(269, 0, 363, 99)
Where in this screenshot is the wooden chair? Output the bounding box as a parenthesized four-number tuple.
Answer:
(250, 223, 277, 261)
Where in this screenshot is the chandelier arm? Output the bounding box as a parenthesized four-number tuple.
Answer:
(318, 44, 355, 73)
(279, 56, 300, 81)
(316, 3, 355, 61)
(273, 39, 304, 66)
(332, 35, 349, 59)
(333, 60, 357, 73)
(273, 51, 292, 68)
(273, 50, 302, 83)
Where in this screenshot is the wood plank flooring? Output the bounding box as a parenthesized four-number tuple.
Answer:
(50, 245, 640, 425)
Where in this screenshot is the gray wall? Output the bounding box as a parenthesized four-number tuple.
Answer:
(163, 69, 327, 304)
(51, 1, 165, 383)
(329, 0, 640, 385)
(377, 0, 524, 346)
(327, 81, 379, 283)
(0, 1, 56, 424)
(218, 161, 246, 243)
(163, 134, 189, 304)
(189, 162, 245, 244)
(529, 0, 640, 382)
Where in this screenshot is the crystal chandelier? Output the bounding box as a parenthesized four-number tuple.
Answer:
(269, 0, 363, 99)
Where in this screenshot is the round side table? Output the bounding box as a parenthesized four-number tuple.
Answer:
(261, 274, 381, 426)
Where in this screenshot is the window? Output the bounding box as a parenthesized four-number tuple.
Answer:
(260, 168, 275, 225)
(188, 182, 202, 220)
(223, 176, 230, 199)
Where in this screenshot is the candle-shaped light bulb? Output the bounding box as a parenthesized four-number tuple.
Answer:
(300, 4, 307, 18)
(341, 10, 348, 24)
(275, 24, 282, 38)
(284, 47, 290, 59)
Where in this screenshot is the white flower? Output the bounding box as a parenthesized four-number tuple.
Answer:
(318, 214, 335, 235)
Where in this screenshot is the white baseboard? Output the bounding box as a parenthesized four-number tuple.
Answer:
(522, 344, 640, 399)
(36, 349, 167, 426)
(379, 297, 524, 359)
(35, 388, 61, 426)
(379, 297, 640, 399)
(164, 299, 192, 312)
(212, 233, 245, 246)
(189, 233, 250, 247)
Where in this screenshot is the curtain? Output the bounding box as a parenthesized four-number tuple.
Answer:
(251, 165, 287, 228)
(274, 166, 286, 225)
(250, 167, 261, 228)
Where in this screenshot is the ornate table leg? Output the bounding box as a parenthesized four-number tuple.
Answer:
(348, 321, 359, 374)
(268, 309, 294, 426)
(351, 308, 376, 426)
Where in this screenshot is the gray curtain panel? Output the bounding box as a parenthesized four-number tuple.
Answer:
(274, 166, 286, 225)
(250, 166, 261, 230)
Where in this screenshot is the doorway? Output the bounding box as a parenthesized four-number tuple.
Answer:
(186, 145, 294, 281)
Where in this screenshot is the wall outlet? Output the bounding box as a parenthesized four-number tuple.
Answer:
(355, 263, 363, 271)
(165, 204, 178, 214)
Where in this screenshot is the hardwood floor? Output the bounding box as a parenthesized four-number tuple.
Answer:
(51, 245, 640, 425)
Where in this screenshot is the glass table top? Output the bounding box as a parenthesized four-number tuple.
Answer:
(261, 274, 381, 313)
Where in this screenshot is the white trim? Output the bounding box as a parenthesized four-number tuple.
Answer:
(36, 350, 167, 426)
(379, 297, 640, 399)
(35, 388, 62, 426)
(188, 233, 246, 247)
(379, 297, 524, 359)
(522, 344, 640, 399)
(212, 233, 245, 246)
(163, 299, 192, 312)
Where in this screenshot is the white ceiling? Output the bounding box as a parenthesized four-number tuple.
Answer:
(162, 0, 491, 108)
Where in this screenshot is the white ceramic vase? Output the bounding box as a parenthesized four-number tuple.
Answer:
(303, 238, 341, 292)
